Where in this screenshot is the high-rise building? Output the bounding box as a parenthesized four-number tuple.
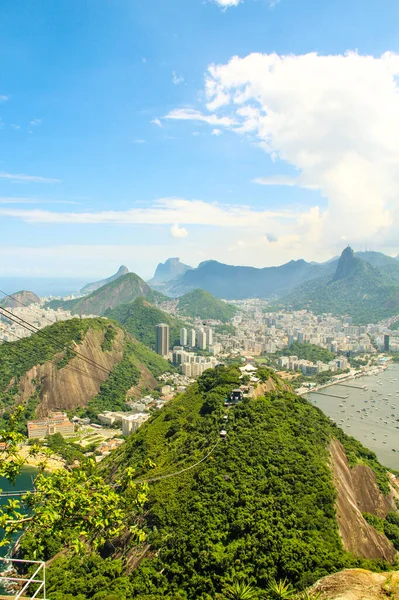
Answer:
(205, 327, 213, 346)
(197, 328, 207, 350)
(180, 327, 188, 346)
(188, 328, 196, 347)
(384, 334, 390, 352)
(156, 323, 169, 356)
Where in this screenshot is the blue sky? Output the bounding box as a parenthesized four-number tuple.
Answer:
(2, 0, 399, 279)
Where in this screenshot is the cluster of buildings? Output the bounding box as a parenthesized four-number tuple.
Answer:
(172, 347, 218, 377)
(27, 411, 75, 439)
(97, 411, 150, 436)
(179, 326, 213, 350)
(0, 304, 74, 342)
(277, 355, 349, 375)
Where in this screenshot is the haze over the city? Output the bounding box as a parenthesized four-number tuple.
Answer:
(2, 0, 399, 279)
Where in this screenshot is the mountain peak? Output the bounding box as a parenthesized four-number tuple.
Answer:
(81, 265, 129, 294)
(333, 246, 357, 281)
(151, 257, 191, 283)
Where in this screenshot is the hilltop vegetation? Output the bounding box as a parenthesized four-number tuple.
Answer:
(45, 273, 166, 316)
(20, 366, 395, 599)
(177, 288, 237, 322)
(275, 341, 335, 363)
(105, 296, 188, 350)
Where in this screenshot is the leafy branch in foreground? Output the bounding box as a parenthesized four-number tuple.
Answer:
(0, 408, 148, 557)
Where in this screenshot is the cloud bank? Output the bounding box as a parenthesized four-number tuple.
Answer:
(169, 51, 399, 254)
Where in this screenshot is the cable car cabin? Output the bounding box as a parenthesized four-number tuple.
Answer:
(227, 389, 244, 404)
(223, 415, 228, 421)
(220, 430, 227, 438)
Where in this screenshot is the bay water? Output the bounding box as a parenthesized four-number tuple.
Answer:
(307, 363, 399, 470)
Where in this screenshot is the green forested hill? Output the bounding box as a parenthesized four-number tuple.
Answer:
(29, 366, 396, 600)
(45, 273, 167, 316)
(0, 317, 171, 425)
(281, 247, 399, 324)
(105, 296, 189, 350)
(177, 288, 237, 322)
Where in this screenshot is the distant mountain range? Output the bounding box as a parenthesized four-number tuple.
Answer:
(149, 251, 399, 302)
(278, 247, 399, 323)
(80, 265, 129, 294)
(45, 273, 166, 316)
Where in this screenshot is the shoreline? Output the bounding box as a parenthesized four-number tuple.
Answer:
(297, 363, 390, 397)
(16, 445, 65, 473)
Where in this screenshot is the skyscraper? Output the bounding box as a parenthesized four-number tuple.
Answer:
(205, 327, 213, 346)
(180, 327, 188, 346)
(384, 334, 390, 352)
(188, 328, 196, 347)
(156, 323, 169, 356)
(197, 328, 207, 350)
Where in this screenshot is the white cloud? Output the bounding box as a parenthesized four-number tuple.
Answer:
(211, 128, 222, 136)
(0, 95, 9, 102)
(252, 175, 319, 190)
(164, 108, 235, 127)
(200, 50, 399, 251)
(170, 223, 188, 238)
(29, 118, 41, 126)
(0, 197, 296, 226)
(172, 71, 184, 85)
(213, 0, 242, 6)
(10, 124, 21, 130)
(151, 118, 163, 128)
(0, 172, 60, 183)
(192, 131, 200, 136)
(134, 139, 146, 144)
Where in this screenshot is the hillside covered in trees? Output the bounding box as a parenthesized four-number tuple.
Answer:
(13, 366, 399, 599)
(280, 247, 399, 324)
(0, 317, 171, 425)
(105, 297, 189, 350)
(45, 273, 166, 316)
(176, 288, 237, 322)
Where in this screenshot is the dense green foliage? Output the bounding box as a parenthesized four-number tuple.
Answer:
(363, 512, 399, 550)
(45, 273, 167, 316)
(177, 288, 237, 322)
(8, 366, 394, 599)
(275, 342, 334, 363)
(34, 366, 391, 599)
(105, 297, 188, 350)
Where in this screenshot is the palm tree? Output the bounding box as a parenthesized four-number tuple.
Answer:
(223, 579, 259, 599)
(264, 579, 296, 600)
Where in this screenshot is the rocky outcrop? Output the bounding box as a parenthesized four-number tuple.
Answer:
(18, 328, 125, 415)
(312, 568, 399, 599)
(329, 439, 396, 561)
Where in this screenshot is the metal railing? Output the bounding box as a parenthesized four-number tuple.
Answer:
(0, 558, 45, 599)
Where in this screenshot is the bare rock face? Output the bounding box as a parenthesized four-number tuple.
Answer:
(18, 328, 125, 415)
(312, 569, 399, 599)
(329, 439, 396, 561)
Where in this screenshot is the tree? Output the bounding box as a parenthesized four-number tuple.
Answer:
(0, 408, 148, 558)
(223, 579, 259, 600)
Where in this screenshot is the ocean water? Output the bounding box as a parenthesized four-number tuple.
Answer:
(0, 278, 88, 299)
(0, 468, 36, 559)
(307, 363, 399, 470)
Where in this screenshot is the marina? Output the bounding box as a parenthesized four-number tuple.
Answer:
(307, 363, 399, 470)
